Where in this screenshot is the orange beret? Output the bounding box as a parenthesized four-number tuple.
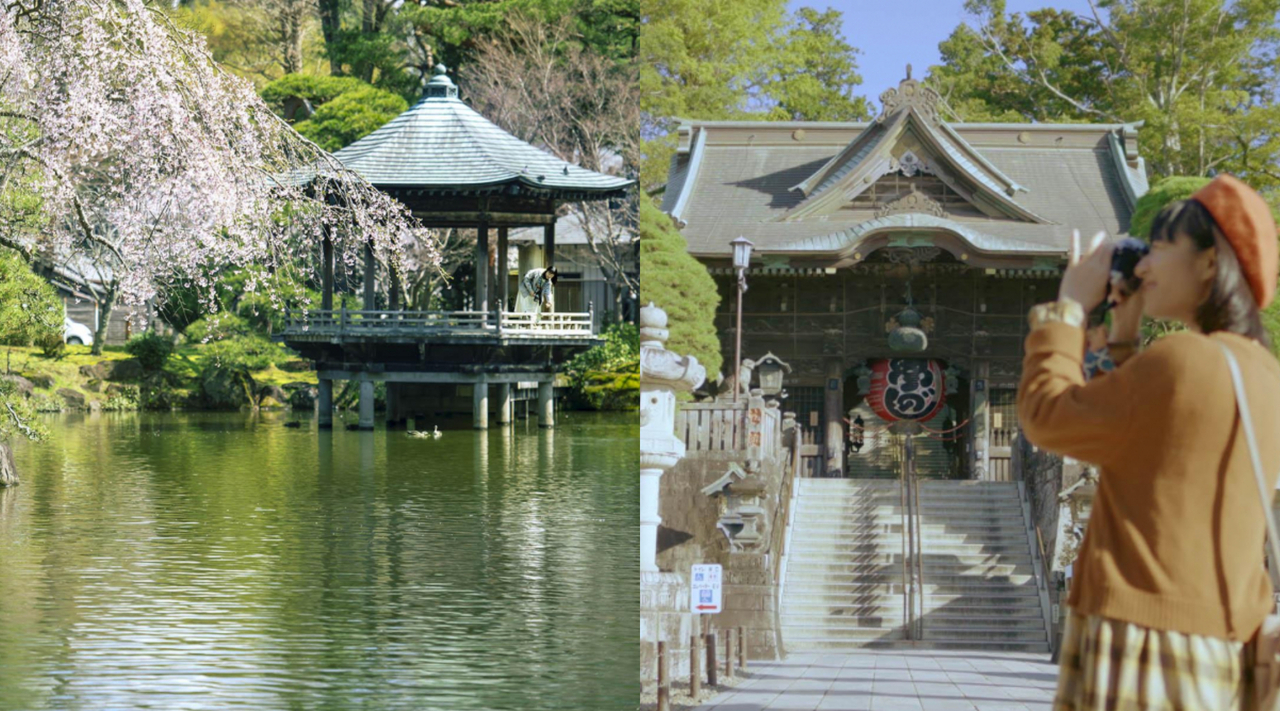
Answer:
(1190, 174, 1278, 309)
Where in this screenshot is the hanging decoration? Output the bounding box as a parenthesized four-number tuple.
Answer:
(867, 358, 946, 422)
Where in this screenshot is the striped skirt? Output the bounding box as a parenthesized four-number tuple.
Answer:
(1055, 610, 1248, 710)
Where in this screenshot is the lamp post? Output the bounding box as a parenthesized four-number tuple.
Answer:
(731, 236, 753, 403)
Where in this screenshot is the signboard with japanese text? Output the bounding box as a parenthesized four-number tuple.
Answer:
(690, 564, 722, 614)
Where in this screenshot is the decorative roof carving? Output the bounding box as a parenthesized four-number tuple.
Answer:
(877, 65, 942, 125)
(874, 186, 948, 219)
(890, 150, 933, 177)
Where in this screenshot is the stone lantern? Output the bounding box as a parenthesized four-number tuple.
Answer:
(640, 302, 706, 573)
(754, 352, 791, 404)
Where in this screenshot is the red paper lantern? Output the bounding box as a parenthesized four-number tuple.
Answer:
(867, 359, 946, 423)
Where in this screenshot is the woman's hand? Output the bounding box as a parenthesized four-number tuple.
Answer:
(1059, 230, 1115, 311)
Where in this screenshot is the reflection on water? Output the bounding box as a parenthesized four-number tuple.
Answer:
(0, 411, 638, 711)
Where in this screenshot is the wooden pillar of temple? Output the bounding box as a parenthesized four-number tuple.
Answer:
(389, 262, 401, 311)
(543, 221, 556, 277)
(476, 222, 490, 316)
(971, 360, 991, 480)
(321, 233, 334, 311)
(497, 226, 509, 321)
(363, 241, 376, 310)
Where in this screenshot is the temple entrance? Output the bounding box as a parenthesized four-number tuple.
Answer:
(841, 358, 967, 480)
(986, 387, 1020, 482)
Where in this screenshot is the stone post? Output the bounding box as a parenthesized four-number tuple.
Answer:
(640, 303, 706, 572)
(498, 383, 512, 424)
(474, 377, 489, 430)
(640, 303, 707, 686)
(538, 381, 554, 428)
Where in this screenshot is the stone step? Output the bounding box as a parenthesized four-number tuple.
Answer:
(787, 549, 1034, 564)
(781, 602, 1045, 618)
(785, 572, 1038, 587)
(796, 503, 1027, 516)
(782, 591, 1042, 606)
(784, 581, 1038, 596)
(795, 508, 1028, 522)
(785, 542, 1034, 556)
(783, 638, 1051, 653)
(921, 627, 1047, 642)
(781, 613, 1046, 631)
(790, 533, 1029, 546)
(785, 561, 1036, 577)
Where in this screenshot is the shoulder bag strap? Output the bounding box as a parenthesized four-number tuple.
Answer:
(1218, 342, 1280, 579)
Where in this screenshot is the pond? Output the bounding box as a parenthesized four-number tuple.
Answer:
(0, 411, 638, 711)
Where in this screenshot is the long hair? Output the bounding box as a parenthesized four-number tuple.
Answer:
(1148, 199, 1270, 348)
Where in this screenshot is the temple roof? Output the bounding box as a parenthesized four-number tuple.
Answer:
(661, 71, 1147, 260)
(330, 66, 633, 197)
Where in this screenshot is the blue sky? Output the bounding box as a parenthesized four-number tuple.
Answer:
(793, 0, 1101, 110)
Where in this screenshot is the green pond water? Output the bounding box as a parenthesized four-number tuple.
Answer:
(0, 411, 638, 711)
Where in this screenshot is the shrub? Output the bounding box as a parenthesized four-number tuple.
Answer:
(637, 192, 723, 377)
(202, 334, 285, 371)
(125, 331, 174, 372)
(36, 331, 65, 359)
(186, 313, 255, 343)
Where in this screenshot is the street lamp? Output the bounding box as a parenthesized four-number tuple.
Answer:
(731, 236, 753, 403)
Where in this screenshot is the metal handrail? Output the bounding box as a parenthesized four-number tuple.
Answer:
(910, 461, 925, 641)
(900, 466, 913, 640)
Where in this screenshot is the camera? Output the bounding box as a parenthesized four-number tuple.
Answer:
(1110, 237, 1149, 299)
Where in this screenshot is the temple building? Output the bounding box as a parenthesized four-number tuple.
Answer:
(661, 69, 1147, 480)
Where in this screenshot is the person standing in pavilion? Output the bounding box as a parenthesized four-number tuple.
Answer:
(516, 266, 557, 323)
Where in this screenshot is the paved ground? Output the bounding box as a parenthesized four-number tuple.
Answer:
(691, 650, 1059, 711)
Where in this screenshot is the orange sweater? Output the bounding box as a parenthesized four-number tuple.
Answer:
(1018, 321, 1280, 640)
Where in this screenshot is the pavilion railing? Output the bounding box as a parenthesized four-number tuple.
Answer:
(282, 307, 595, 337)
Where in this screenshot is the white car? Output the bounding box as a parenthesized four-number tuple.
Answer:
(64, 317, 94, 346)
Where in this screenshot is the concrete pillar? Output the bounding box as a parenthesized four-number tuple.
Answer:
(824, 357, 845, 477)
(971, 360, 991, 480)
(473, 378, 489, 430)
(385, 382, 397, 427)
(358, 378, 375, 430)
(317, 378, 333, 429)
(639, 303, 706, 573)
(321, 234, 334, 311)
(538, 380, 554, 428)
(498, 383, 512, 424)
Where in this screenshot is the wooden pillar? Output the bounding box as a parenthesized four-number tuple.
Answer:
(538, 380, 554, 428)
(476, 223, 490, 316)
(321, 234, 334, 311)
(363, 241, 376, 310)
(389, 263, 400, 311)
(473, 377, 489, 430)
(971, 360, 991, 480)
(497, 226, 509, 318)
(824, 357, 845, 477)
(543, 222, 555, 274)
(498, 383, 512, 424)
(317, 378, 333, 429)
(358, 378, 375, 430)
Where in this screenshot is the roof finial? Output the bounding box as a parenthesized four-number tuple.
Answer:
(424, 63, 459, 99)
(906, 63, 912, 81)
(435, 63, 448, 76)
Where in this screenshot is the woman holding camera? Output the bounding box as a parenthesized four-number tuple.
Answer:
(1017, 174, 1280, 709)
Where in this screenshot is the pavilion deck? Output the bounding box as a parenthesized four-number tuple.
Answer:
(280, 308, 601, 347)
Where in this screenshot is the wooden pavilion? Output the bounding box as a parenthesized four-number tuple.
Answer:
(281, 65, 634, 429)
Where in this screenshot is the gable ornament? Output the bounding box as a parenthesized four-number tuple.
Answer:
(877, 64, 943, 125)
(874, 185, 948, 219)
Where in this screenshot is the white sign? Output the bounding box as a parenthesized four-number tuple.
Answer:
(691, 564, 722, 614)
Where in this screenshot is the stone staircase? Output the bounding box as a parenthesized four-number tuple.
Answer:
(780, 478, 1050, 653)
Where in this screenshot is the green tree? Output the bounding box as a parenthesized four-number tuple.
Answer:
(639, 0, 871, 188)
(261, 74, 408, 150)
(636, 193, 722, 376)
(930, 0, 1280, 189)
(0, 249, 61, 448)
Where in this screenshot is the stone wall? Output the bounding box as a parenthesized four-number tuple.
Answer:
(655, 447, 791, 665)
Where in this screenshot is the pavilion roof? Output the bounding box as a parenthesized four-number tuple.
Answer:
(330, 67, 632, 198)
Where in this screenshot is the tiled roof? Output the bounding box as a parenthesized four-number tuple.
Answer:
(330, 68, 632, 195)
(662, 119, 1144, 257)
